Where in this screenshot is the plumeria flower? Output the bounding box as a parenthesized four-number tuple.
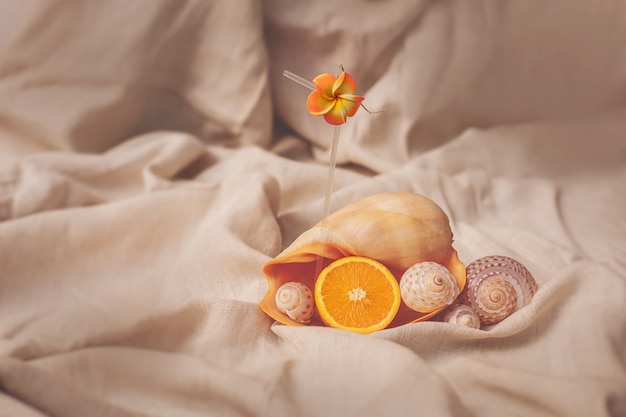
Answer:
(306, 70, 365, 125)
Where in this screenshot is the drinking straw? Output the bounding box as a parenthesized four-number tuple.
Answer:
(283, 70, 315, 91)
(282, 70, 341, 220)
(283, 69, 344, 277)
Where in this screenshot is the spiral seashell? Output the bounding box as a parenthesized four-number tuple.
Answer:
(275, 282, 315, 324)
(260, 192, 466, 326)
(461, 255, 538, 325)
(399, 262, 460, 314)
(443, 304, 481, 329)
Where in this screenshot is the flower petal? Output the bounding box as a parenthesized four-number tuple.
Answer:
(333, 71, 357, 96)
(338, 94, 364, 117)
(312, 73, 337, 100)
(323, 100, 347, 125)
(307, 90, 335, 115)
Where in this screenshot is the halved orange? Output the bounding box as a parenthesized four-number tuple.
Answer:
(314, 256, 401, 334)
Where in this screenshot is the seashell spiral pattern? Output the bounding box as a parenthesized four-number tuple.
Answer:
(400, 262, 460, 314)
(443, 304, 481, 329)
(461, 255, 538, 325)
(275, 282, 315, 324)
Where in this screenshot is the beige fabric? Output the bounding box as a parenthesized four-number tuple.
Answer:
(0, 0, 271, 154)
(1, 1, 625, 416)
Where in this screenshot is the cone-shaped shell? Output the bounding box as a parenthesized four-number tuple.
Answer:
(260, 192, 466, 327)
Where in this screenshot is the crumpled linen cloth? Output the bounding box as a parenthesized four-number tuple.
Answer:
(1, 1, 625, 416)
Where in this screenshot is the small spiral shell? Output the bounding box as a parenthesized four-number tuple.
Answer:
(443, 304, 481, 329)
(275, 282, 315, 324)
(400, 262, 460, 313)
(461, 255, 538, 325)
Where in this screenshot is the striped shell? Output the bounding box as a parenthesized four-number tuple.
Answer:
(461, 255, 538, 325)
(260, 192, 466, 327)
(399, 262, 460, 313)
(275, 282, 315, 324)
(443, 304, 481, 329)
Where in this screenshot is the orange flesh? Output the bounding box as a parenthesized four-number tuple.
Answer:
(315, 256, 401, 334)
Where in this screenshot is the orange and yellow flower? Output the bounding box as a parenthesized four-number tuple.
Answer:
(306, 71, 365, 125)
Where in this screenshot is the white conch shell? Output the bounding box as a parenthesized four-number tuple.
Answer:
(443, 304, 481, 329)
(399, 262, 460, 313)
(460, 255, 538, 325)
(260, 192, 466, 327)
(275, 282, 314, 324)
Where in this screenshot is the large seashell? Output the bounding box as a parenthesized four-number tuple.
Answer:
(461, 255, 538, 325)
(399, 262, 460, 313)
(275, 282, 315, 324)
(443, 304, 481, 329)
(260, 192, 466, 327)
